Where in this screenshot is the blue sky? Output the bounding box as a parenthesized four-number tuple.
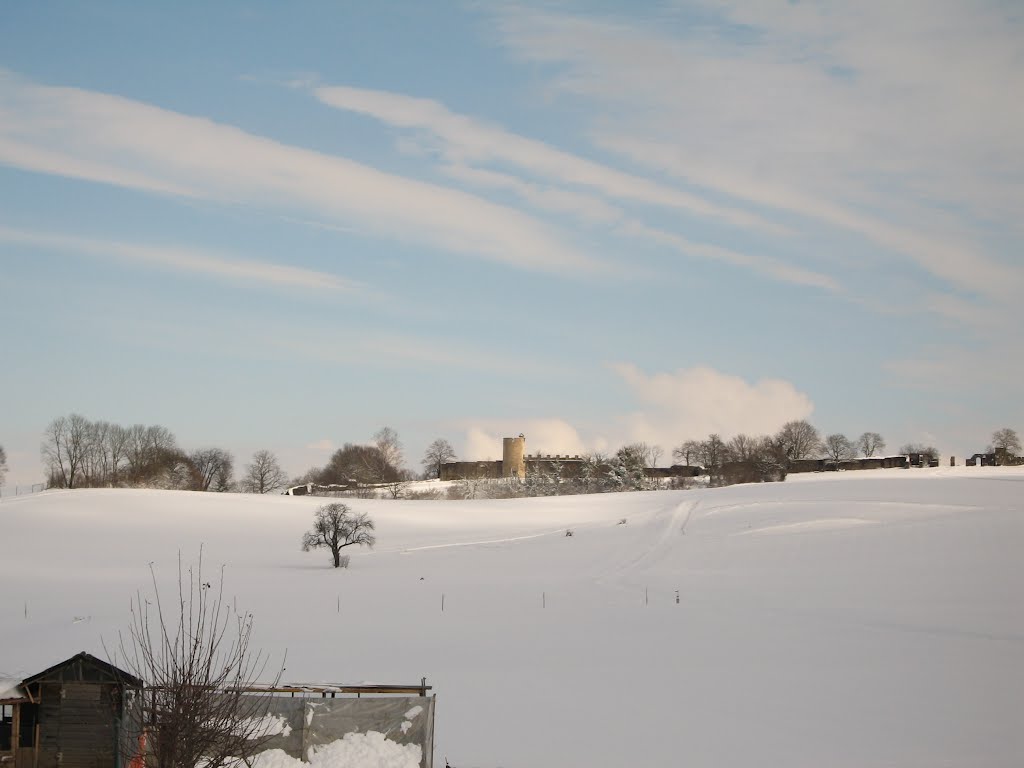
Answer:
(1, 1, 1021, 486)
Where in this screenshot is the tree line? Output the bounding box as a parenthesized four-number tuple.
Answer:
(27, 414, 1022, 497)
(39, 414, 286, 493)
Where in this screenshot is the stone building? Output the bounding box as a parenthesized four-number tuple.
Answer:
(440, 435, 700, 482)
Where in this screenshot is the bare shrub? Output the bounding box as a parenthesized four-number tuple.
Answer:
(109, 551, 281, 768)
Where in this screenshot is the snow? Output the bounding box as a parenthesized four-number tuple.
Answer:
(0, 678, 27, 701)
(1, 467, 1022, 766)
(240, 732, 420, 768)
(241, 714, 292, 738)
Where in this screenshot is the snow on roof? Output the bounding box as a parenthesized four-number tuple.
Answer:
(0, 677, 28, 702)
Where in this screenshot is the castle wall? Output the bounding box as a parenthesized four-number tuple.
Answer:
(440, 461, 502, 481)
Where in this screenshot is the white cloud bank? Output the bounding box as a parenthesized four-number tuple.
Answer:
(463, 420, 607, 461)
(612, 364, 815, 449)
(460, 365, 813, 461)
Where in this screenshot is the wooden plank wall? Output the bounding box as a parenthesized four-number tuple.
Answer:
(37, 684, 118, 768)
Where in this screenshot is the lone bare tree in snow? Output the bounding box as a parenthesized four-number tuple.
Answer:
(421, 438, 457, 479)
(301, 503, 376, 568)
(110, 551, 281, 768)
(857, 432, 886, 457)
(0, 444, 7, 487)
(242, 450, 286, 494)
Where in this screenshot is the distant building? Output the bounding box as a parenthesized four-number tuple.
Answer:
(440, 434, 530, 480)
(966, 448, 1022, 467)
(440, 435, 701, 481)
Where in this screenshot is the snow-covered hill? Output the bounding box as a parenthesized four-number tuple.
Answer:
(2, 468, 1022, 767)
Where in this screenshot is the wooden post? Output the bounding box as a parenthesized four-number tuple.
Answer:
(12, 702, 21, 755)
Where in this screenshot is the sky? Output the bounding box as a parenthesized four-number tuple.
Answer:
(1, 1, 1021, 487)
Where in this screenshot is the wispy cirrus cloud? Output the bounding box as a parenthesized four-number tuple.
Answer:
(311, 81, 847, 290)
(616, 220, 838, 291)
(0, 71, 599, 275)
(486, 2, 1024, 303)
(0, 226, 359, 293)
(311, 82, 785, 235)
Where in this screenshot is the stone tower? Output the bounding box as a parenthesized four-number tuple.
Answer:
(502, 434, 526, 479)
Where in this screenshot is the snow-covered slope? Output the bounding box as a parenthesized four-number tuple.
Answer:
(2, 468, 1022, 767)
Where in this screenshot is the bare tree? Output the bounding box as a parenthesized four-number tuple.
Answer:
(857, 432, 886, 458)
(123, 424, 180, 486)
(106, 423, 131, 485)
(110, 551, 281, 768)
(421, 438, 457, 479)
(990, 428, 1021, 456)
(647, 445, 664, 468)
(0, 444, 7, 487)
(42, 413, 92, 488)
(190, 448, 235, 492)
(671, 440, 701, 466)
(383, 471, 413, 499)
(726, 434, 759, 463)
(242, 450, 286, 494)
(301, 503, 376, 567)
(823, 433, 856, 463)
(776, 420, 822, 460)
(361, 427, 404, 484)
(82, 419, 111, 486)
(696, 434, 728, 482)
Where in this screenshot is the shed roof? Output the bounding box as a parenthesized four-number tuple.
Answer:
(22, 652, 143, 689)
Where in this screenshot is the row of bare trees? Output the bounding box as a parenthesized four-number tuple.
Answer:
(41, 414, 196, 489)
(669, 421, 895, 485)
(40, 413, 287, 493)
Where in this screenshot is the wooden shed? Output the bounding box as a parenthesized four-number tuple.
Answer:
(1, 677, 33, 768)
(2, 653, 141, 768)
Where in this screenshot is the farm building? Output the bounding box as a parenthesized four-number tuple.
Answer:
(0, 652, 142, 768)
(2, 655, 436, 768)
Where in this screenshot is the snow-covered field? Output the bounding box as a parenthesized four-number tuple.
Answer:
(1, 467, 1022, 767)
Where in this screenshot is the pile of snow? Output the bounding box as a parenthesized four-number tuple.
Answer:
(1, 466, 1022, 767)
(242, 732, 420, 768)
